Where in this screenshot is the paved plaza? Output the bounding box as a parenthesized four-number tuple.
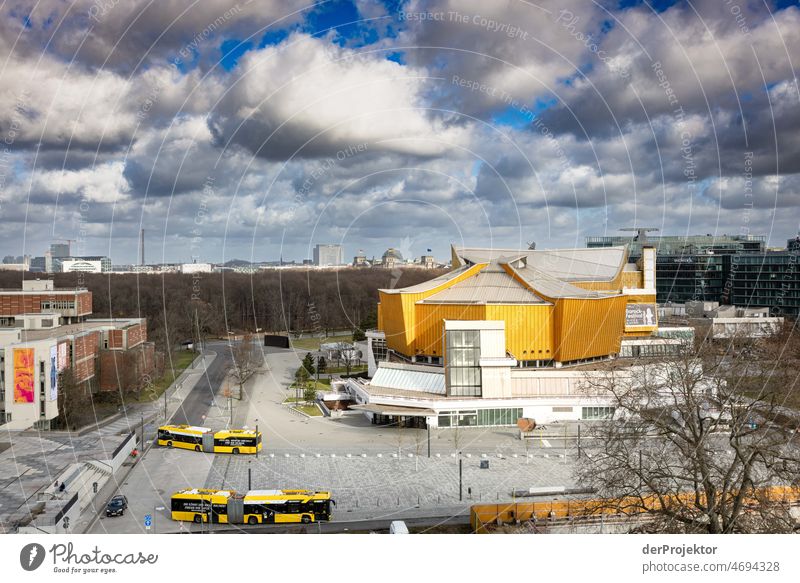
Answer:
(206, 451, 578, 515)
(1, 346, 587, 533)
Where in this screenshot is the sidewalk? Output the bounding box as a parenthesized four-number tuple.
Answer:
(79, 351, 216, 533)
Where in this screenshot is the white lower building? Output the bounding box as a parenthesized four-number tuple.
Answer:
(349, 320, 621, 428)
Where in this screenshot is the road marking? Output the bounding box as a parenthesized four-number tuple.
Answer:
(541, 439, 551, 448)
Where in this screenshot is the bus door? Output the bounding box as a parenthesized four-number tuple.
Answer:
(227, 497, 244, 524)
(202, 431, 215, 453)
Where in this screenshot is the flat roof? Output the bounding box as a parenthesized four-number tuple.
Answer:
(371, 362, 445, 395)
(19, 318, 144, 342)
(0, 287, 88, 293)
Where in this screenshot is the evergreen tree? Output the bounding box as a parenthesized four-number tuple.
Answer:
(302, 352, 315, 375)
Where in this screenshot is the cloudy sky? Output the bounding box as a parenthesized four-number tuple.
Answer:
(1, 0, 798, 264)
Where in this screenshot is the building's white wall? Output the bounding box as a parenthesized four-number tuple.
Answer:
(642, 247, 656, 290)
(1, 338, 59, 430)
(479, 326, 506, 358)
(480, 365, 513, 398)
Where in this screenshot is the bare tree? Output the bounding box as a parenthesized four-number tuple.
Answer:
(229, 334, 258, 400)
(576, 344, 800, 533)
(334, 342, 359, 376)
(55, 368, 93, 430)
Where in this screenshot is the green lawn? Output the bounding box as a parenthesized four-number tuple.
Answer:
(290, 334, 353, 351)
(131, 350, 198, 403)
(294, 404, 323, 417)
(323, 364, 367, 374)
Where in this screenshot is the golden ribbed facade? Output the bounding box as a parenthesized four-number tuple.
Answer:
(377, 245, 658, 364)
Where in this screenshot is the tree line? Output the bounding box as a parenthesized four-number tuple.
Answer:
(0, 268, 444, 353)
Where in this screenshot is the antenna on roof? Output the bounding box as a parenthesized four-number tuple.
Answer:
(527, 241, 536, 250)
(619, 227, 659, 243)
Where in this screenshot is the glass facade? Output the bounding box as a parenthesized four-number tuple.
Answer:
(656, 254, 729, 303)
(438, 408, 522, 428)
(446, 330, 481, 397)
(730, 253, 800, 316)
(582, 406, 615, 420)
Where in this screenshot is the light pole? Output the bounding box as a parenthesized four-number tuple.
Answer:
(427, 424, 431, 458)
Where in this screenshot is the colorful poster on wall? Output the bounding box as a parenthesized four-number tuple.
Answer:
(626, 303, 657, 327)
(13, 348, 35, 404)
(50, 345, 58, 401)
(57, 342, 68, 370)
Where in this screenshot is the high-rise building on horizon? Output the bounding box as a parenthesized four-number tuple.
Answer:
(50, 243, 70, 258)
(313, 244, 343, 266)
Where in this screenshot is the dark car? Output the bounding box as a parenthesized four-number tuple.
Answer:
(105, 495, 128, 517)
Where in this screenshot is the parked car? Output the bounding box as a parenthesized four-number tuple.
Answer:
(105, 495, 128, 517)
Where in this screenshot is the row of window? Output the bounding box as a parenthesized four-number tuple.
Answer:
(582, 407, 615, 420)
(438, 408, 523, 428)
(40, 300, 75, 310)
(619, 344, 685, 358)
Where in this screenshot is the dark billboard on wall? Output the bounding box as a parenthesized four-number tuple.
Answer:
(626, 303, 656, 327)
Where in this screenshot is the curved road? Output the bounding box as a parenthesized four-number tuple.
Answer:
(170, 341, 233, 426)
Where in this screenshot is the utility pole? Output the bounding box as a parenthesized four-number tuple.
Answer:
(255, 423, 259, 459)
(140, 413, 144, 449)
(577, 424, 581, 458)
(248, 463, 252, 490)
(458, 452, 463, 501)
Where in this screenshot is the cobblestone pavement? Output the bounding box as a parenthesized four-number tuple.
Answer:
(204, 452, 578, 514)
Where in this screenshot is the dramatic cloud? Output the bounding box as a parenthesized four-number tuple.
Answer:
(0, 0, 797, 263)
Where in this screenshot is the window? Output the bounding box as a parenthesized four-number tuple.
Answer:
(372, 338, 387, 362)
(446, 330, 481, 397)
(582, 406, 615, 420)
(440, 408, 522, 427)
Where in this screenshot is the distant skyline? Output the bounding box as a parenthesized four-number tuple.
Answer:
(1, 1, 799, 264)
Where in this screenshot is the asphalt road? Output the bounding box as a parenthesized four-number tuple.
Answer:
(169, 341, 233, 426)
(205, 512, 471, 534)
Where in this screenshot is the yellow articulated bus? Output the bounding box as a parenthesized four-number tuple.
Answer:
(170, 488, 334, 525)
(157, 424, 262, 454)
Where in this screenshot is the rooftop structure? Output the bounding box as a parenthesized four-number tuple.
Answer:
(586, 233, 766, 260)
(377, 244, 658, 367)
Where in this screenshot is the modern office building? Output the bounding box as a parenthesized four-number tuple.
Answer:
(586, 231, 800, 311)
(656, 253, 730, 303)
(313, 244, 343, 266)
(587, 231, 766, 261)
(50, 243, 71, 259)
(347, 244, 688, 428)
(729, 251, 800, 316)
